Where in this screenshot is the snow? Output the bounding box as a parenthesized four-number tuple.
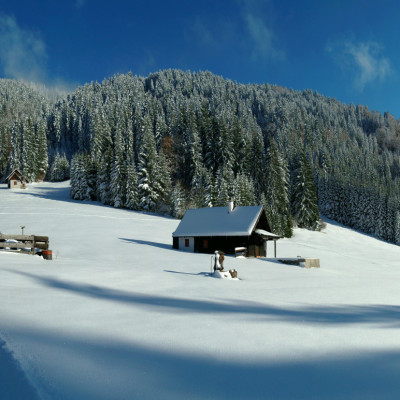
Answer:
(1, 181, 400, 399)
(255, 228, 282, 238)
(173, 205, 262, 237)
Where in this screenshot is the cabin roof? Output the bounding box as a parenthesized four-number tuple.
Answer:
(173, 205, 264, 237)
(6, 169, 27, 182)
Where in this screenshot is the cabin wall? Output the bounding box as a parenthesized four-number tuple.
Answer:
(9, 179, 24, 189)
(178, 237, 194, 252)
(174, 235, 267, 256)
(195, 236, 254, 255)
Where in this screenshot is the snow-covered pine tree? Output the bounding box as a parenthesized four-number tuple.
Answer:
(291, 151, 320, 229)
(190, 165, 213, 208)
(137, 115, 160, 211)
(264, 139, 292, 237)
(155, 150, 172, 212)
(70, 153, 90, 200)
(36, 119, 48, 180)
(170, 182, 186, 218)
(21, 117, 37, 181)
(97, 147, 113, 205)
(50, 153, 70, 181)
(233, 173, 256, 206)
(125, 163, 138, 210)
(109, 122, 125, 208)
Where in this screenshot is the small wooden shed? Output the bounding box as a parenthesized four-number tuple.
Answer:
(6, 169, 28, 189)
(172, 203, 282, 257)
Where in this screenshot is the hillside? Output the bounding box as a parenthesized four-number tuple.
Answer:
(1, 71, 400, 244)
(1, 181, 400, 399)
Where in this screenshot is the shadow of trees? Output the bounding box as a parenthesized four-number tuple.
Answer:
(8, 270, 400, 327)
(0, 338, 39, 400)
(119, 238, 172, 251)
(5, 324, 400, 400)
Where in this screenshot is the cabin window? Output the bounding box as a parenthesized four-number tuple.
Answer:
(203, 239, 208, 249)
(14, 181, 17, 185)
(185, 238, 190, 247)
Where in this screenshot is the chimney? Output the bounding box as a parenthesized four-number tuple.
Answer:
(228, 199, 234, 213)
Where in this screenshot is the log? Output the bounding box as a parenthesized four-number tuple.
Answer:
(33, 235, 49, 242)
(0, 234, 35, 241)
(0, 242, 34, 249)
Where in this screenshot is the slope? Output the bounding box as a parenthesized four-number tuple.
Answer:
(1, 181, 400, 399)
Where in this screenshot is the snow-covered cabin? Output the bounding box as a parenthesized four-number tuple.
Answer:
(172, 202, 282, 257)
(6, 169, 28, 189)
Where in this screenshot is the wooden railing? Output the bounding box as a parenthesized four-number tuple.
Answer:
(0, 234, 49, 254)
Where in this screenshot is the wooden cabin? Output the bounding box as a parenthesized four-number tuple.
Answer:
(6, 169, 28, 189)
(172, 203, 282, 257)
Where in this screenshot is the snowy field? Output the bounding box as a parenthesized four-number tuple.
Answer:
(1, 181, 400, 400)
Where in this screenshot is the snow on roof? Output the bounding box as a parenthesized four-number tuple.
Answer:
(173, 205, 263, 237)
(6, 169, 27, 182)
(255, 229, 282, 239)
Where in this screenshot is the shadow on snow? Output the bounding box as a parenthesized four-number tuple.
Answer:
(119, 238, 173, 251)
(6, 270, 400, 327)
(0, 338, 39, 400)
(4, 324, 400, 400)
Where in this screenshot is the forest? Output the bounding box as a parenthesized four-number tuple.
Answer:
(1, 69, 400, 244)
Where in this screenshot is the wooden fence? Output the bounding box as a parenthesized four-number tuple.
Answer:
(0, 234, 49, 254)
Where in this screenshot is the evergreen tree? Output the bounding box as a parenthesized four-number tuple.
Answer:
(70, 153, 90, 200)
(291, 151, 320, 229)
(233, 173, 256, 206)
(36, 119, 48, 180)
(264, 139, 292, 237)
(137, 115, 160, 211)
(125, 163, 138, 210)
(50, 153, 70, 181)
(171, 182, 186, 218)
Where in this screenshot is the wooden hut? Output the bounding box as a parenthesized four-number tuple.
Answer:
(172, 202, 282, 257)
(6, 169, 28, 189)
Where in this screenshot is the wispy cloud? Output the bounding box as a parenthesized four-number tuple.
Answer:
(0, 14, 48, 82)
(0, 14, 77, 95)
(190, 19, 215, 47)
(187, 1, 284, 64)
(75, 0, 88, 10)
(244, 13, 284, 61)
(328, 40, 392, 91)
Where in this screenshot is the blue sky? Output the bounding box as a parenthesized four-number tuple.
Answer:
(0, 0, 399, 117)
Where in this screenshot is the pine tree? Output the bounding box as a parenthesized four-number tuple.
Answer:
(291, 151, 320, 229)
(21, 117, 36, 181)
(171, 182, 186, 218)
(137, 115, 159, 211)
(36, 119, 48, 180)
(97, 147, 113, 205)
(70, 153, 90, 200)
(264, 139, 292, 237)
(50, 153, 70, 181)
(125, 163, 138, 210)
(233, 173, 256, 206)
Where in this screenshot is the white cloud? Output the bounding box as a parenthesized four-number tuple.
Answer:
(244, 13, 284, 61)
(0, 14, 48, 82)
(329, 40, 392, 91)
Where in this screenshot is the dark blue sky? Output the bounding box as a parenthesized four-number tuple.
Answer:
(0, 0, 399, 117)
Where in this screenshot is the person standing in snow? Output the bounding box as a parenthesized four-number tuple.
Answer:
(214, 250, 224, 271)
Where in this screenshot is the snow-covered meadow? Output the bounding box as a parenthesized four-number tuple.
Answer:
(1, 181, 400, 399)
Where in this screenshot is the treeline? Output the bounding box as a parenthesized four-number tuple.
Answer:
(0, 70, 399, 243)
